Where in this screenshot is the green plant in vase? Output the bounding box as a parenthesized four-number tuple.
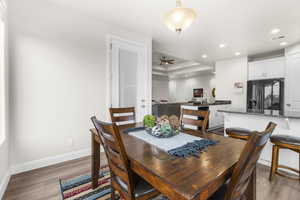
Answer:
(143, 114, 156, 128)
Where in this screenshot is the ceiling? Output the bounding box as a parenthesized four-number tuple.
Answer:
(152, 51, 213, 79)
(153, 52, 187, 66)
(42, 0, 300, 63)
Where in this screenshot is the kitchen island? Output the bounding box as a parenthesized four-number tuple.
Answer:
(152, 102, 183, 118)
(182, 101, 231, 129)
(152, 101, 231, 129)
(218, 108, 300, 170)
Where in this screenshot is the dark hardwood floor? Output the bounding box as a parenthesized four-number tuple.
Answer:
(3, 153, 300, 200)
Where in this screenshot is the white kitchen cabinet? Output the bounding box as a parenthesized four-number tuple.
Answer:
(209, 104, 231, 128)
(285, 53, 300, 113)
(248, 57, 285, 80)
(181, 104, 231, 129)
(209, 106, 218, 128)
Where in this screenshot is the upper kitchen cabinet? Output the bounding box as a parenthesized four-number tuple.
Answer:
(285, 52, 300, 113)
(248, 57, 285, 80)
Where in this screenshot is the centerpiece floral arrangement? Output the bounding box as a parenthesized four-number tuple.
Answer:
(143, 114, 180, 138)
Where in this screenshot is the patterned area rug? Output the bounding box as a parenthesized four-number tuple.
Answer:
(59, 165, 120, 200)
(59, 165, 166, 200)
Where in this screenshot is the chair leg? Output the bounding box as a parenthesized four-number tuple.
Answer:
(275, 146, 279, 172)
(269, 145, 279, 181)
(111, 187, 116, 200)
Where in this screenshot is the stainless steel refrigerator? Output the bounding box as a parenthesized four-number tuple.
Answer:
(247, 78, 284, 115)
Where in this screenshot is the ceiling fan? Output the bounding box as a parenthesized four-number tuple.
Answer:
(160, 56, 175, 65)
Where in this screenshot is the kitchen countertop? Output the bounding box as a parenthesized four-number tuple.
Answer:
(182, 100, 232, 107)
(152, 102, 186, 105)
(218, 108, 300, 119)
(152, 100, 231, 106)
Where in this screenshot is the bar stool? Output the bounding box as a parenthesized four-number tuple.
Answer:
(269, 135, 300, 181)
(226, 123, 277, 141)
(225, 127, 252, 141)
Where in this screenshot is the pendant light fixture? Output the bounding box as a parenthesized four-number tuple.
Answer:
(163, 0, 197, 33)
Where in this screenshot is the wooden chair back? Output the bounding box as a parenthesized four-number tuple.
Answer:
(262, 122, 277, 134)
(109, 107, 136, 130)
(180, 109, 210, 134)
(91, 116, 135, 199)
(225, 122, 277, 200)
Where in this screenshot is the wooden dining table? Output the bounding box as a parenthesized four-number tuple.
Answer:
(90, 123, 256, 200)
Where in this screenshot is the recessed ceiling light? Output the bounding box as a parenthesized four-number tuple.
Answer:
(270, 28, 280, 35)
(235, 52, 241, 56)
(280, 42, 287, 46)
(202, 54, 207, 58)
(219, 43, 226, 48)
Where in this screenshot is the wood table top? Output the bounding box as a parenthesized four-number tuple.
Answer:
(91, 123, 246, 200)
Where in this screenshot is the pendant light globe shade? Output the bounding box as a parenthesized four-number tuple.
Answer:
(163, 1, 197, 33)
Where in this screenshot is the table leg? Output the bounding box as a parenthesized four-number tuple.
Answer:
(245, 166, 256, 200)
(91, 132, 100, 189)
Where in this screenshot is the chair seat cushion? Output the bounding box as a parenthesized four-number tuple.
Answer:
(208, 183, 227, 200)
(226, 127, 252, 136)
(115, 176, 156, 198)
(270, 135, 300, 146)
(134, 177, 156, 198)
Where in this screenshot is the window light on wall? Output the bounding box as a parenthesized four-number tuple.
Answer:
(0, 0, 6, 145)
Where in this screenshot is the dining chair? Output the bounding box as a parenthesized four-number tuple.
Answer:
(109, 107, 136, 130)
(91, 116, 160, 200)
(180, 108, 210, 136)
(209, 122, 277, 200)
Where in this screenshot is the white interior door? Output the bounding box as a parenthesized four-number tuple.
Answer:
(110, 37, 148, 122)
(286, 53, 300, 113)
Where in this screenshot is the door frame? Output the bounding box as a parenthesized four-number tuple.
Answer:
(106, 35, 152, 121)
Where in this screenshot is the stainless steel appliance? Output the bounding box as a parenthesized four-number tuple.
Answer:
(247, 78, 284, 115)
(192, 88, 206, 103)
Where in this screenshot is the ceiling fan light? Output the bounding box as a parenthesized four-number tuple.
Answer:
(163, 1, 197, 33)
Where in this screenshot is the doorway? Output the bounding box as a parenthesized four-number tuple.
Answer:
(107, 36, 151, 122)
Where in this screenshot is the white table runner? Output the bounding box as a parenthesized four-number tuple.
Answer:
(128, 130, 203, 151)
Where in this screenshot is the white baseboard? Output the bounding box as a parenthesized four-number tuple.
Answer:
(0, 171, 11, 199)
(11, 148, 92, 175)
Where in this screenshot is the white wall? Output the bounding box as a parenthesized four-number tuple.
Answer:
(9, 0, 151, 172)
(169, 73, 216, 102)
(215, 57, 248, 109)
(152, 75, 169, 101)
(0, 0, 10, 198)
(285, 42, 300, 55)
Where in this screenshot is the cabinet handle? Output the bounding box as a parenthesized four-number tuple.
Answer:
(286, 104, 291, 107)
